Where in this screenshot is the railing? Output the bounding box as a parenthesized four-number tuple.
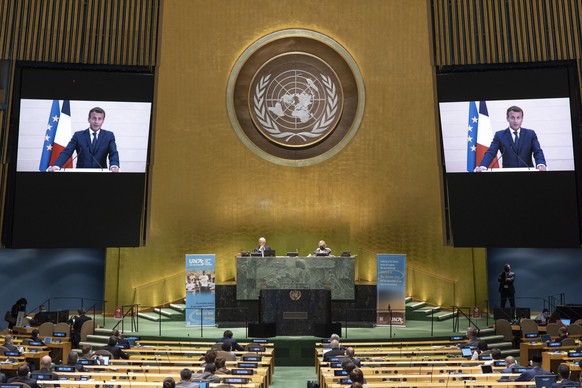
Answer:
(112, 304, 141, 333)
(484, 296, 560, 325)
(36, 296, 106, 328)
(111, 304, 250, 338)
(547, 293, 565, 312)
(342, 307, 454, 339)
(131, 271, 185, 310)
(452, 306, 480, 333)
(406, 267, 457, 308)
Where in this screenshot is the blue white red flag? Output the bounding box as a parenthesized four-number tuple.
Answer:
(38, 100, 72, 171)
(467, 101, 498, 171)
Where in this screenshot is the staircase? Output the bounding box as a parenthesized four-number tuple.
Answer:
(137, 303, 186, 323)
(405, 297, 456, 322)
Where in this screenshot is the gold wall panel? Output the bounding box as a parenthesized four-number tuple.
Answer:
(104, 0, 489, 311)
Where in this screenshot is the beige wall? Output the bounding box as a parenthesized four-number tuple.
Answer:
(104, 0, 488, 312)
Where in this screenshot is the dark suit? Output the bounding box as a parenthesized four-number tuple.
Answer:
(72, 314, 91, 348)
(323, 348, 345, 361)
(53, 129, 119, 169)
(100, 345, 130, 359)
(2, 342, 18, 352)
(342, 356, 361, 367)
(31, 367, 59, 380)
(216, 336, 244, 351)
(514, 366, 552, 382)
(552, 378, 582, 387)
(7, 375, 41, 388)
(498, 270, 516, 308)
(479, 127, 546, 169)
(253, 246, 272, 254)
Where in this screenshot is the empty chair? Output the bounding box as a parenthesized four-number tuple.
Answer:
(54, 322, 71, 337)
(545, 322, 560, 337)
(561, 337, 576, 346)
(520, 318, 538, 337)
(94, 349, 114, 361)
(38, 321, 54, 337)
(495, 319, 515, 342)
(567, 324, 582, 336)
(574, 319, 582, 325)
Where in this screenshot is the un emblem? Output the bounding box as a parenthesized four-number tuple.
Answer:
(250, 54, 343, 147)
(289, 290, 302, 301)
(227, 29, 365, 166)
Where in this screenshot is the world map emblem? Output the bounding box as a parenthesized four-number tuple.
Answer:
(250, 54, 343, 147)
(227, 29, 365, 166)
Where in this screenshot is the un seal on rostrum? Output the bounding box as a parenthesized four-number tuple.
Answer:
(289, 290, 302, 300)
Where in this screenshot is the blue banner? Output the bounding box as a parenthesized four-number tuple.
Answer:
(376, 254, 406, 326)
(185, 254, 216, 326)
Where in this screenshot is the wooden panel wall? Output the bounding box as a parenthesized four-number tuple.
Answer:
(0, 0, 159, 65)
(433, 0, 582, 71)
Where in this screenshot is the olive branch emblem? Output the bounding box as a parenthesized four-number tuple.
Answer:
(253, 73, 339, 143)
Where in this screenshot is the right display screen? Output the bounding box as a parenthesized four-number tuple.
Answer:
(437, 63, 582, 248)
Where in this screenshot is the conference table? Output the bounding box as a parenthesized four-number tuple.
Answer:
(519, 341, 578, 365)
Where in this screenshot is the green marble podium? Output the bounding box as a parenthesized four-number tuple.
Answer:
(235, 256, 355, 300)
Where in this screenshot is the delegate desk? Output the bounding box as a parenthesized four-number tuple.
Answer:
(520, 341, 578, 365)
(236, 255, 355, 300)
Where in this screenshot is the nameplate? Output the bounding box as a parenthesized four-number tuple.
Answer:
(283, 311, 308, 319)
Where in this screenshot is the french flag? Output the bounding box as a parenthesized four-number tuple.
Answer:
(39, 100, 72, 171)
(467, 101, 498, 171)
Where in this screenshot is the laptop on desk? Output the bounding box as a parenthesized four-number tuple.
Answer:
(461, 347, 473, 358)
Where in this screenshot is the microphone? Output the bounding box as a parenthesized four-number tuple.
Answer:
(88, 149, 105, 171)
(62, 149, 82, 171)
(509, 145, 532, 170)
(488, 146, 506, 170)
(85, 134, 105, 170)
(166, 348, 171, 365)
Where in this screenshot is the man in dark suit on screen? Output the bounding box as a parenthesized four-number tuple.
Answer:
(475, 106, 546, 171)
(49, 107, 120, 172)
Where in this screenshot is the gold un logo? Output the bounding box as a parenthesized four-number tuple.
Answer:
(227, 29, 365, 166)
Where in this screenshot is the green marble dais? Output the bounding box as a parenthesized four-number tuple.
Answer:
(236, 256, 355, 300)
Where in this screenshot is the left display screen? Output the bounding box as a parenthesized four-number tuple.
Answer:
(17, 99, 152, 172)
(3, 65, 155, 248)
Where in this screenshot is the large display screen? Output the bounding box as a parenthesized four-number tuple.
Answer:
(439, 98, 574, 172)
(3, 65, 155, 248)
(436, 63, 582, 248)
(17, 99, 151, 172)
